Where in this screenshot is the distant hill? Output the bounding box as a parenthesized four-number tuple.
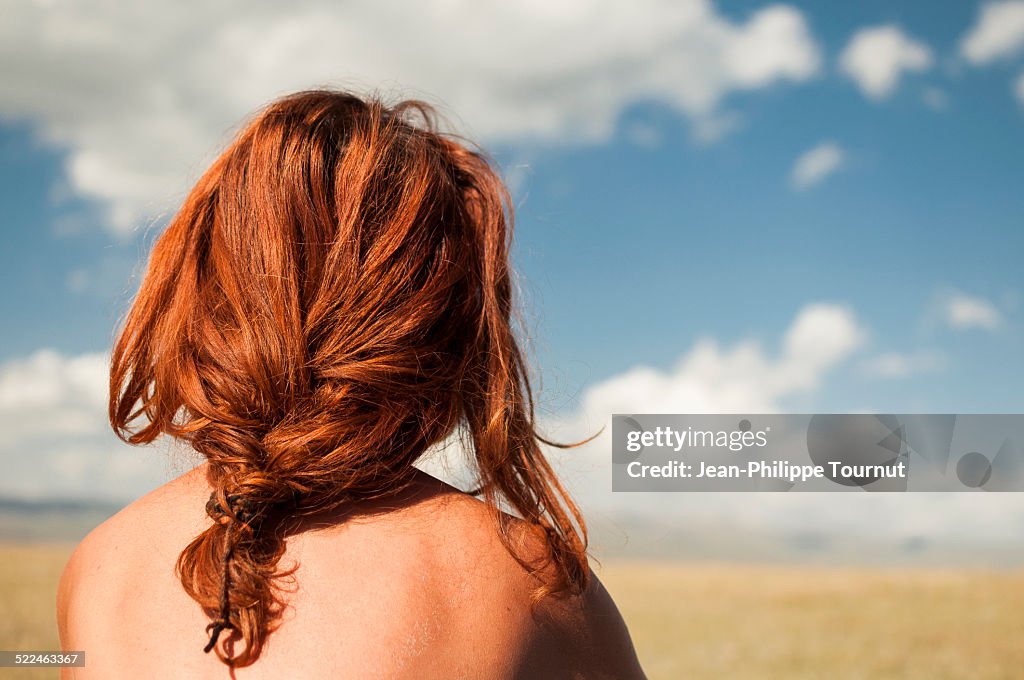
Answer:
(0, 496, 122, 542)
(589, 512, 1024, 568)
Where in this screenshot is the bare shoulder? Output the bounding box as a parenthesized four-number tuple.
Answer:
(508, 519, 647, 680)
(59, 463, 206, 585)
(363, 488, 647, 679)
(292, 480, 646, 679)
(57, 464, 207, 649)
(528, 568, 648, 680)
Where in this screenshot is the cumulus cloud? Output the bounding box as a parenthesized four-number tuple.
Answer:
(944, 291, 1004, 331)
(0, 350, 184, 501)
(960, 1, 1024, 64)
(840, 25, 933, 100)
(790, 141, 844, 190)
(859, 350, 946, 379)
(578, 303, 865, 417)
(0, 350, 106, 416)
(0, 0, 821, 236)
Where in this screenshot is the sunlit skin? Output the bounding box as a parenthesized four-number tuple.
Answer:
(57, 463, 645, 679)
(55, 89, 646, 678)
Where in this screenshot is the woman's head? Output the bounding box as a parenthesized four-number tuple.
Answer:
(109, 89, 588, 666)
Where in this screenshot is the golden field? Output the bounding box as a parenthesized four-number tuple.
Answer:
(0, 544, 69, 680)
(2, 544, 1022, 679)
(598, 561, 1024, 679)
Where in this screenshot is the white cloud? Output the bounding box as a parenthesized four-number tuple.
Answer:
(944, 291, 1004, 330)
(0, 0, 821, 236)
(960, 1, 1024, 64)
(790, 141, 844, 190)
(0, 350, 107, 414)
(860, 350, 946, 379)
(0, 350, 180, 501)
(579, 303, 865, 416)
(840, 25, 933, 100)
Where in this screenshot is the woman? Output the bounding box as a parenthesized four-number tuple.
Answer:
(56, 89, 646, 679)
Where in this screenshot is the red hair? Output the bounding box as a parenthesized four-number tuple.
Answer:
(109, 90, 589, 666)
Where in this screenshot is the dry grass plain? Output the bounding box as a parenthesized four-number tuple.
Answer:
(599, 561, 1024, 679)
(1, 544, 1022, 679)
(0, 544, 70, 680)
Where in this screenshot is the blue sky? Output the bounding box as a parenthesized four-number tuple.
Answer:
(1, 0, 1022, 525)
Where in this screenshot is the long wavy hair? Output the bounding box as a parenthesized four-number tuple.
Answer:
(109, 90, 589, 667)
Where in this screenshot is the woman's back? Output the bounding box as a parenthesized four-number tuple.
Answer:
(58, 464, 645, 679)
